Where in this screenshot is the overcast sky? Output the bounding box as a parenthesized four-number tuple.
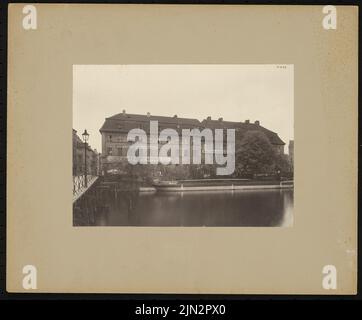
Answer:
(73, 65, 294, 153)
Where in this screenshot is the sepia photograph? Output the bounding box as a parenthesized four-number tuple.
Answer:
(72, 65, 294, 227)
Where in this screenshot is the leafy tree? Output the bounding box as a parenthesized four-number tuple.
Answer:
(235, 130, 276, 176)
(274, 154, 292, 174)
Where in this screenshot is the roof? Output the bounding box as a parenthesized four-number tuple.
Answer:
(200, 119, 285, 145)
(72, 130, 84, 148)
(100, 113, 285, 145)
(100, 113, 201, 134)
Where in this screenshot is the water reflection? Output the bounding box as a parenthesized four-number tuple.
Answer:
(94, 189, 294, 227)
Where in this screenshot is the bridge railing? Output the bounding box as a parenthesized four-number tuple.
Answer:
(73, 175, 97, 198)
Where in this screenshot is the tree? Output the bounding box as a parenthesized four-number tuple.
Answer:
(275, 154, 292, 174)
(235, 130, 275, 176)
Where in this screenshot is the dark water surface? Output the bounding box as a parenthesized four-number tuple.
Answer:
(95, 189, 293, 227)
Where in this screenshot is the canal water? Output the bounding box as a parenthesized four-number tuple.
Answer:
(93, 189, 293, 227)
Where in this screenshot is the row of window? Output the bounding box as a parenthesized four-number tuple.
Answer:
(106, 146, 229, 156)
(107, 134, 231, 143)
(107, 147, 128, 156)
(108, 135, 128, 142)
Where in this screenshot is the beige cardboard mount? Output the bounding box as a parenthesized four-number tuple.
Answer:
(7, 4, 358, 294)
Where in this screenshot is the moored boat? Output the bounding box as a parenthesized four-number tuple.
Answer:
(153, 178, 293, 192)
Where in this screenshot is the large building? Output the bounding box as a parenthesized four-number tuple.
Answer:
(99, 111, 285, 174)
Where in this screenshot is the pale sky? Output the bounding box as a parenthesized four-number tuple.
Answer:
(73, 65, 294, 153)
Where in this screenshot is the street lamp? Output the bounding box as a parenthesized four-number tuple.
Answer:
(82, 129, 89, 187)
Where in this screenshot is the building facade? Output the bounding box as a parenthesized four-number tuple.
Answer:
(99, 111, 286, 177)
(73, 129, 100, 177)
(200, 117, 285, 156)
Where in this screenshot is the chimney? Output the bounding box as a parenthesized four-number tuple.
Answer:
(122, 109, 126, 115)
(245, 120, 250, 124)
(218, 117, 223, 121)
(207, 116, 211, 121)
(173, 114, 178, 118)
(147, 112, 151, 118)
(254, 120, 260, 125)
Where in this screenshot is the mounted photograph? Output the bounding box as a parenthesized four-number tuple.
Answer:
(72, 64, 294, 227)
(7, 4, 357, 295)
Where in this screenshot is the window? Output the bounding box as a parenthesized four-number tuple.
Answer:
(109, 135, 112, 141)
(107, 147, 112, 155)
(117, 148, 122, 156)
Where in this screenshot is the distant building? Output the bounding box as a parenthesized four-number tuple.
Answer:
(288, 140, 294, 167)
(73, 129, 100, 176)
(99, 111, 285, 175)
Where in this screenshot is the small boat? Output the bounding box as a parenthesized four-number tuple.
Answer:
(152, 178, 293, 192)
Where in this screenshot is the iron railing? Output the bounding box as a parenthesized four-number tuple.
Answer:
(73, 175, 97, 197)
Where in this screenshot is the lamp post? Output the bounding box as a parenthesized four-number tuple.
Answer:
(82, 129, 89, 188)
